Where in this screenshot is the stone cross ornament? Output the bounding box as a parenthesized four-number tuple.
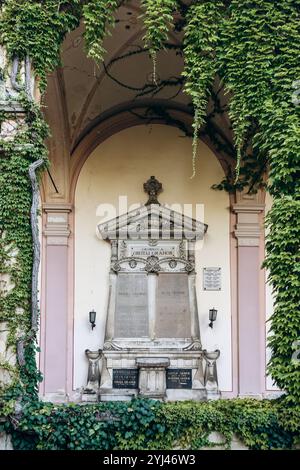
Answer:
(143, 176, 162, 205)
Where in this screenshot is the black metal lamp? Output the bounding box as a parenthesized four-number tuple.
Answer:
(209, 308, 218, 328)
(89, 310, 96, 330)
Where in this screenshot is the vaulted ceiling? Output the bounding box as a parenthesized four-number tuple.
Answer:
(43, 0, 234, 201)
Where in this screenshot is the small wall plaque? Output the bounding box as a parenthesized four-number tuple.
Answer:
(203, 267, 222, 291)
(166, 369, 192, 389)
(113, 369, 138, 389)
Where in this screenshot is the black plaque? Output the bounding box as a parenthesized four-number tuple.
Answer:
(113, 369, 138, 389)
(166, 369, 192, 389)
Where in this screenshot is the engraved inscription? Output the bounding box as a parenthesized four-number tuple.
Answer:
(113, 369, 138, 389)
(130, 246, 176, 258)
(166, 369, 192, 389)
(115, 273, 149, 337)
(203, 267, 222, 291)
(156, 273, 190, 338)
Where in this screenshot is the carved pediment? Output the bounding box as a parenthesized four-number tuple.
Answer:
(97, 203, 207, 241)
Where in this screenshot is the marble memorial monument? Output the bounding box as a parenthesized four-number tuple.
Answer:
(84, 177, 220, 401)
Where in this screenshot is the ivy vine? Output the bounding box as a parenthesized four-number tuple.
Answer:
(217, 0, 300, 403)
(0, 397, 299, 450)
(0, 93, 48, 399)
(182, 1, 223, 178)
(83, 0, 119, 63)
(0, 0, 81, 91)
(141, 0, 178, 83)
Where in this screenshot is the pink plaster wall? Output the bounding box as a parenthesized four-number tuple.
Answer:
(44, 246, 68, 393)
(66, 211, 75, 395)
(238, 246, 262, 395)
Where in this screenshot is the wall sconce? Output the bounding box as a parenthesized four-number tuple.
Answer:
(89, 310, 96, 330)
(209, 308, 218, 329)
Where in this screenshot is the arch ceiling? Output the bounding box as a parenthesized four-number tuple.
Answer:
(43, 0, 235, 201)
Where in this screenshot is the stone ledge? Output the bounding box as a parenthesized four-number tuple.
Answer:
(136, 357, 170, 368)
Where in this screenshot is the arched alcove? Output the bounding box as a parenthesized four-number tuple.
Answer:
(73, 123, 232, 392)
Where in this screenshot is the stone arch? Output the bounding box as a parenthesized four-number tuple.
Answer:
(69, 99, 234, 205)
(72, 121, 234, 391)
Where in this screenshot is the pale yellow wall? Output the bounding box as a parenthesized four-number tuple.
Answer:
(74, 124, 232, 391)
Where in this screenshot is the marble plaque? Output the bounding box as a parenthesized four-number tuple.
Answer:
(115, 273, 149, 338)
(166, 369, 192, 389)
(113, 369, 138, 389)
(130, 245, 176, 258)
(203, 267, 221, 291)
(155, 273, 190, 338)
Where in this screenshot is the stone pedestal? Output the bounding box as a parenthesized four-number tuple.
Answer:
(136, 357, 169, 398)
(81, 391, 99, 403)
(84, 349, 102, 392)
(203, 350, 221, 399)
(81, 349, 102, 402)
(99, 346, 207, 401)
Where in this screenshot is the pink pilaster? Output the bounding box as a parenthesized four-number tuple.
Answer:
(40, 204, 72, 400)
(233, 200, 265, 397)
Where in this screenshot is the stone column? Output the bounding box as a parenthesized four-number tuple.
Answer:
(41, 204, 72, 400)
(233, 193, 265, 397)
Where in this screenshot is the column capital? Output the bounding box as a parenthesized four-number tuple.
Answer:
(43, 203, 73, 246)
(235, 188, 266, 206)
(232, 203, 265, 247)
(43, 203, 73, 213)
(232, 203, 265, 214)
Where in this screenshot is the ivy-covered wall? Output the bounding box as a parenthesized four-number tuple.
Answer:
(0, 0, 299, 449)
(1, 397, 300, 450)
(0, 95, 48, 398)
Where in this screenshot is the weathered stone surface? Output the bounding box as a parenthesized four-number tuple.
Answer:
(200, 432, 249, 451)
(136, 357, 170, 398)
(41, 390, 69, 403)
(156, 273, 190, 338)
(230, 434, 249, 450)
(85, 349, 102, 393)
(0, 326, 9, 357)
(115, 273, 149, 338)
(0, 433, 13, 451)
(81, 392, 98, 402)
(0, 324, 16, 386)
(136, 357, 170, 367)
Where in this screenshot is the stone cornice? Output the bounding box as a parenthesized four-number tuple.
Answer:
(43, 203, 73, 213)
(232, 203, 265, 247)
(43, 203, 72, 245)
(232, 204, 265, 214)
